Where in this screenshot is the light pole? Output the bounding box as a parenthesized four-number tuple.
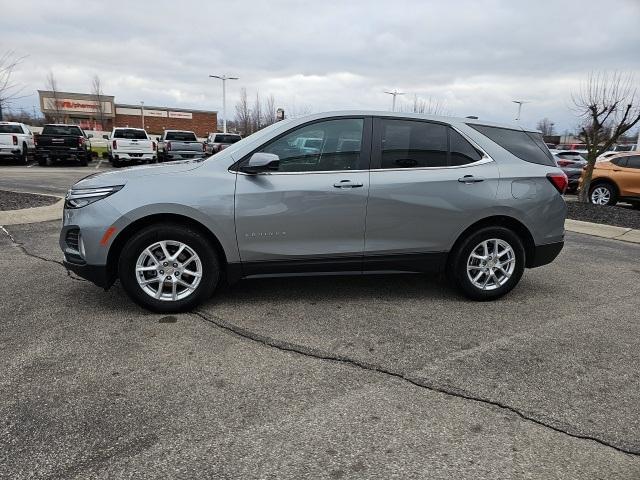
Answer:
(210, 74, 239, 133)
(384, 90, 405, 112)
(140, 101, 145, 129)
(512, 100, 530, 122)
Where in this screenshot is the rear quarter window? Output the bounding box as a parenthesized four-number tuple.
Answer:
(469, 124, 556, 166)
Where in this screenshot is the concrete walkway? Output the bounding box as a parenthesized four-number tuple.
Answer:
(0, 196, 64, 226)
(565, 219, 640, 244)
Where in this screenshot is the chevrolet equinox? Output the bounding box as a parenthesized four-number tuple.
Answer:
(61, 112, 567, 312)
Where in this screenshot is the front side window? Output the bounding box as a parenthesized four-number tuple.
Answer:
(625, 155, 640, 169)
(254, 118, 364, 172)
(380, 120, 448, 168)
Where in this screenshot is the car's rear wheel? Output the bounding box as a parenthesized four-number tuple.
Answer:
(589, 182, 617, 206)
(449, 226, 525, 301)
(118, 224, 220, 312)
(20, 144, 29, 165)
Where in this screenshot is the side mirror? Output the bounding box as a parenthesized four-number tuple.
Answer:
(241, 152, 279, 174)
(102, 135, 109, 140)
(156, 136, 160, 142)
(87, 134, 94, 138)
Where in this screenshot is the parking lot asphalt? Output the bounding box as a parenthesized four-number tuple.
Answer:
(1, 217, 640, 479)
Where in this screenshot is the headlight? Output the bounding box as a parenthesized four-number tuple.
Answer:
(65, 185, 124, 209)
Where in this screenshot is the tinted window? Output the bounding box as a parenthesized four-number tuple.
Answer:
(450, 128, 483, 165)
(470, 124, 556, 166)
(113, 129, 148, 140)
(256, 118, 364, 172)
(0, 124, 23, 134)
(626, 155, 640, 169)
(165, 131, 197, 141)
(610, 157, 628, 167)
(380, 120, 447, 168)
(41, 125, 83, 136)
(214, 134, 241, 144)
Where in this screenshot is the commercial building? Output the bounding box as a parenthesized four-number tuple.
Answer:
(38, 91, 217, 138)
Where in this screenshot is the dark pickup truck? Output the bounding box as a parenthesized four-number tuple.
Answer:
(35, 124, 91, 166)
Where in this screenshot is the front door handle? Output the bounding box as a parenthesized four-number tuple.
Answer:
(458, 175, 485, 184)
(334, 180, 364, 188)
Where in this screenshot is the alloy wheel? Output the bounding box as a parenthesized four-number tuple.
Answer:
(466, 238, 516, 291)
(590, 186, 611, 205)
(135, 240, 202, 302)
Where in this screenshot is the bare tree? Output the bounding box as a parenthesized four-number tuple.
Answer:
(0, 51, 26, 121)
(536, 118, 555, 137)
(45, 71, 63, 123)
(234, 88, 251, 136)
(407, 95, 448, 115)
(262, 94, 277, 127)
(572, 72, 640, 202)
(251, 91, 262, 133)
(91, 74, 106, 131)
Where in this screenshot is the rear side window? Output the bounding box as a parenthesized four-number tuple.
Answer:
(113, 129, 148, 140)
(450, 128, 483, 166)
(469, 124, 556, 166)
(379, 119, 448, 168)
(41, 125, 83, 136)
(0, 124, 23, 134)
(610, 157, 628, 167)
(165, 131, 197, 141)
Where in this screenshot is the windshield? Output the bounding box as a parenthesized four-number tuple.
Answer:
(206, 120, 295, 161)
(165, 131, 197, 141)
(113, 129, 148, 140)
(0, 124, 23, 134)
(41, 125, 83, 136)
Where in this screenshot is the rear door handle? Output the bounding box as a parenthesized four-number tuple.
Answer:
(333, 180, 364, 188)
(458, 175, 485, 184)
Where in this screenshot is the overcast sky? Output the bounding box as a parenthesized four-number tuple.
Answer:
(2, 0, 640, 133)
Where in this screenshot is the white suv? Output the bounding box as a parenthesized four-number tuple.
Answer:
(0, 122, 35, 164)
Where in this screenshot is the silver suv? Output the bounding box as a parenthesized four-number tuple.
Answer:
(60, 112, 567, 312)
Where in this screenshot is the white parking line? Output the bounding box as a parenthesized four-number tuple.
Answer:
(95, 158, 103, 169)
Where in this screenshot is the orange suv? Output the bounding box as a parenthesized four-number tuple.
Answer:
(581, 153, 640, 207)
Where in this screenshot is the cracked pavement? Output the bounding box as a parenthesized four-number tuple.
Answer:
(1, 220, 639, 479)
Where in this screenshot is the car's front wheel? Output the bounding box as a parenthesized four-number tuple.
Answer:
(118, 224, 220, 312)
(589, 182, 617, 206)
(449, 226, 525, 301)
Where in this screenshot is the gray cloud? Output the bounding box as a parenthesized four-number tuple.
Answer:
(3, 0, 640, 132)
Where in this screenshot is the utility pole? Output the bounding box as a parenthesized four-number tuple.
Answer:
(512, 100, 530, 122)
(210, 74, 239, 133)
(140, 101, 145, 129)
(384, 90, 405, 112)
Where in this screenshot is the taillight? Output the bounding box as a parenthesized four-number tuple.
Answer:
(78, 136, 85, 147)
(556, 159, 572, 167)
(165, 141, 170, 151)
(34, 137, 38, 146)
(112, 140, 117, 150)
(152, 141, 157, 151)
(12, 135, 18, 146)
(202, 142, 206, 152)
(547, 172, 568, 194)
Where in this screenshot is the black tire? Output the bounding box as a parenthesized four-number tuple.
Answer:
(79, 155, 88, 167)
(118, 224, 220, 313)
(448, 226, 525, 301)
(588, 182, 617, 206)
(37, 156, 46, 166)
(112, 159, 121, 168)
(18, 144, 28, 165)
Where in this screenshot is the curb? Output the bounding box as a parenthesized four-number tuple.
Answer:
(565, 219, 640, 244)
(0, 194, 64, 226)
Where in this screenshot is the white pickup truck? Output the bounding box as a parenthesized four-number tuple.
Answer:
(0, 121, 35, 165)
(108, 127, 157, 168)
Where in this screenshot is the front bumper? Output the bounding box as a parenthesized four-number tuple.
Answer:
(527, 241, 564, 268)
(64, 258, 112, 289)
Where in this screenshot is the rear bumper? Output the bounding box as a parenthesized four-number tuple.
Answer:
(0, 147, 22, 157)
(113, 153, 156, 161)
(527, 241, 564, 268)
(36, 149, 88, 159)
(164, 152, 203, 160)
(64, 258, 112, 289)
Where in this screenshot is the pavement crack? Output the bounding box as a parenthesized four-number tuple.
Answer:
(1, 225, 85, 281)
(193, 309, 639, 457)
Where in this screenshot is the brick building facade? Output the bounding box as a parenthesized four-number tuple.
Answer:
(114, 105, 217, 138)
(38, 91, 217, 138)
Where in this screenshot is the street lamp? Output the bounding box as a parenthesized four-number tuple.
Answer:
(512, 100, 530, 122)
(384, 90, 405, 112)
(140, 101, 145, 129)
(210, 74, 239, 133)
